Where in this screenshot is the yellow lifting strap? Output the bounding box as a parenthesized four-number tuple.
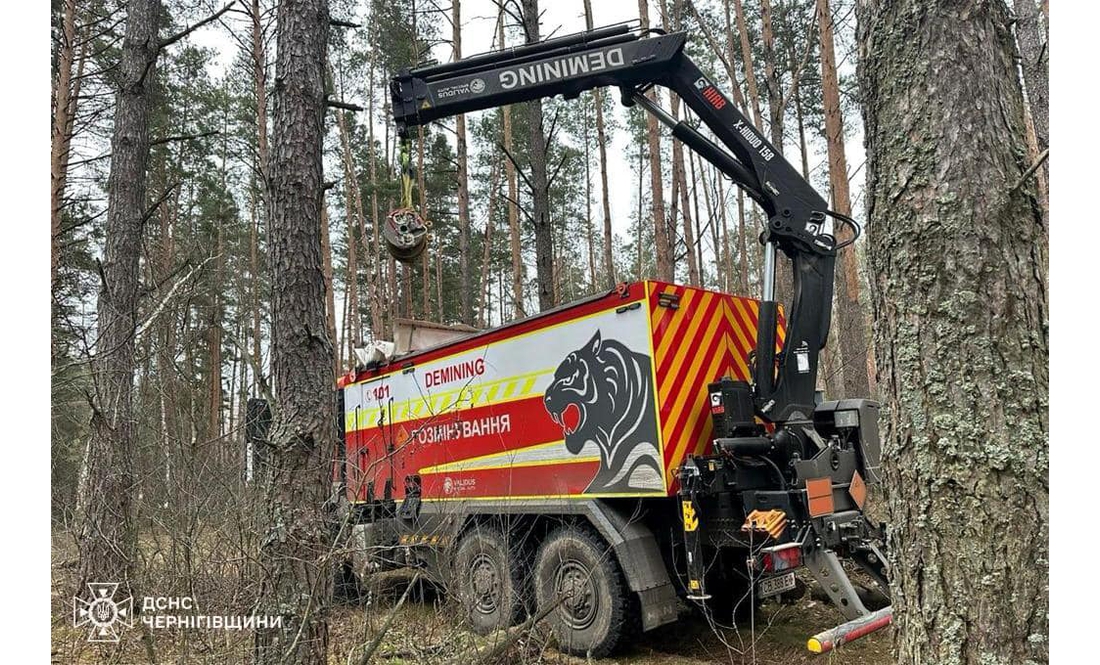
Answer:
(400, 138, 414, 210)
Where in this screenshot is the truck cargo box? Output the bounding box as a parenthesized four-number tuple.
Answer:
(339, 280, 784, 503)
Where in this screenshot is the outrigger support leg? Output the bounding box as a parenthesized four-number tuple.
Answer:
(850, 540, 890, 595)
(804, 548, 869, 621)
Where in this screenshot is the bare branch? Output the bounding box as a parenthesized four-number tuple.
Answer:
(158, 2, 235, 51)
(150, 130, 220, 146)
(1010, 148, 1049, 194)
(327, 98, 364, 112)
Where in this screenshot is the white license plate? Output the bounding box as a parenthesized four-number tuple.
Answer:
(757, 571, 797, 598)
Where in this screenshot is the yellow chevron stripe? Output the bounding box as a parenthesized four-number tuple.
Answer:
(690, 340, 731, 456)
(664, 332, 733, 485)
(655, 288, 697, 362)
(662, 320, 726, 480)
(658, 291, 715, 405)
(649, 283, 678, 333)
(662, 296, 723, 419)
(724, 301, 753, 380)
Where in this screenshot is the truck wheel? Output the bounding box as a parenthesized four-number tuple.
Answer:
(534, 525, 637, 657)
(452, 526, 526, 634)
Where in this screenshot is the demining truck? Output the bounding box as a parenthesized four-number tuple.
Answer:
(338, 23, 891, 657)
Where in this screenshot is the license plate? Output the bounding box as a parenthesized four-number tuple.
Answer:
(757, 571, 797, 598)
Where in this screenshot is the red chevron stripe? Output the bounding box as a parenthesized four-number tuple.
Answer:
(661, 305, 730, 472)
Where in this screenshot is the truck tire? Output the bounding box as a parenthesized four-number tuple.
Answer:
(533, 525, 637, 658)
(452, 525, 527, 635)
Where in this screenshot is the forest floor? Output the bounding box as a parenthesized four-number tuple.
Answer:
(52, 537, 891, 665)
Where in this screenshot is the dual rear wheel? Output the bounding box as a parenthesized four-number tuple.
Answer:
(451, 523, 635, 657)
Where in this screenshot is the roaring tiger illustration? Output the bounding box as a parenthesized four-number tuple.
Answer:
(543, 330, 664, 493)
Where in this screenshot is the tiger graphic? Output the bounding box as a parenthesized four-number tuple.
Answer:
(543, 330, 663, 493)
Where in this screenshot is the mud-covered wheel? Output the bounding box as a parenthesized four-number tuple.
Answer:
(452, 526, 526, 634)
(534, 525, 637, 657)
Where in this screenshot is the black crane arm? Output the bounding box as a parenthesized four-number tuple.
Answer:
(390, 25, 846, 423)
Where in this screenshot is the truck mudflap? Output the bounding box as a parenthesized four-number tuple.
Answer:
(807, 606, 893, 654)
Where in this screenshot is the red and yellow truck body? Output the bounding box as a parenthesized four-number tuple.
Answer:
(339, 280, 783, 505)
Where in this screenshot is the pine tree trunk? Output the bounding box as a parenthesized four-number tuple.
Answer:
(77, 0, 159, 592)
(758, 0, 794, 305)
(587, 0, 615, 288)
(1013, 0, 1048, 218)
(857, 2, 1048, 662)
(664, 1, 698, 291)
(366, 57, 385, 339)
(736, 187, 749, 294)
(250, 0, 269, 395)
(501, 14, 525, 319)
(453, 0, 472, 325)
(818, 0, 870, 399)
(583, 102, 597, 285)
(335, 110, 360, 358)
(520, 0, 555, 310)
(320, 200, 340, 373)
(255, 0, 335, 661)
(671, 104, 698, 285)
(478, 156, 501, 327)
(51, 0, 79, 290)
(1013, 0, 1047, 153)
(760, 0, 783, 149)
(416, 126, 431, 319)
(731, 0, 765, 128)
(638, 0, 671, 281)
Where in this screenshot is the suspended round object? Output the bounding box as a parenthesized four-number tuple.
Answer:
(383, 207, 429, 263)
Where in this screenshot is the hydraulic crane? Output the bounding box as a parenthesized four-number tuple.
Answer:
(389, 23, 858, 425)
(380, 22, 890, 654)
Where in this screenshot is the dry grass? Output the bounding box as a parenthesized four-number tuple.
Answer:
(54, 547, 891, 665)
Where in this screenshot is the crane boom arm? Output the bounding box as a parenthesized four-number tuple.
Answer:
(390, 26, 844, 422)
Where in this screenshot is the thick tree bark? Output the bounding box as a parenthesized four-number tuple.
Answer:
(520, 0, 555, 310)
(254, 0, 336, 661)
(818, 0, 870, 399)
(77, 0, 159, 592)
(858, 1, 1048, 663)
(453, 0, 472, 324)
(637, 0, 672, 281)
